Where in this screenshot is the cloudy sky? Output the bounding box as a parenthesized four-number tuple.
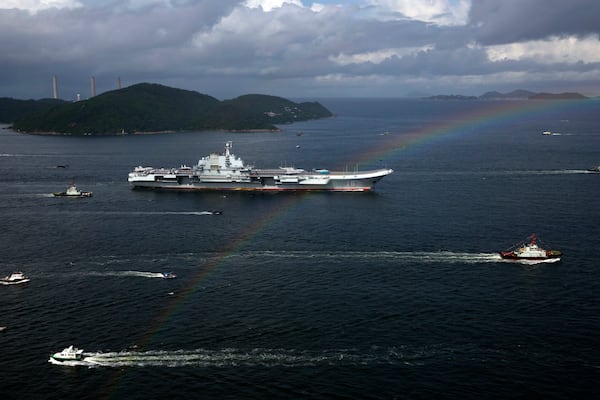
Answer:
(1, 0, 599, 100)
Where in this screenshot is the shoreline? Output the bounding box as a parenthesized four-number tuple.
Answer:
(5, 128, 282, 136)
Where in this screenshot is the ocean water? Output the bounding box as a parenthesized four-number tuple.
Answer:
(1, 99, 599, 400)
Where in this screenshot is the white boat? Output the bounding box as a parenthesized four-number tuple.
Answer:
(54, 183, 92, 198)
(542, 131, 552, 135)
(0, 271, 30, 285)
(587, 165, 600, 173)
(161, 272, 177, 279)
(50, 345, 85, 362)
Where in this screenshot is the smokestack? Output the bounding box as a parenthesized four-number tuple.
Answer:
(52, 76, 58, 99)
(117, 77, 122, 89)
(90, 76, 96, 97)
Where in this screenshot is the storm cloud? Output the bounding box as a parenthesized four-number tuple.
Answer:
(1, 0, 599, 100)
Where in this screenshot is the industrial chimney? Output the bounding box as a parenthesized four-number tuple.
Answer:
(90, 76, 96, 97)
(52, 76, 58, 99)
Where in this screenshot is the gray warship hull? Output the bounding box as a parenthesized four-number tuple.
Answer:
(128, 142, 393, 192)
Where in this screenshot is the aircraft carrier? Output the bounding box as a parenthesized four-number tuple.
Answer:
(128, 142, 393, 192)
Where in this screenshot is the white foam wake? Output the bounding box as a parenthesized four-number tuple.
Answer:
(86, 271, 165, 278)
(49, 346, 461, 368)
(238, 251, 504, 264)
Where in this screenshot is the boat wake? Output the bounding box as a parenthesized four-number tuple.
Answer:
(513, 169, 590, 175)
(67, 251, 542, 268)
(238, 251, 504, 264)
(131, 211, 220, 216)
(65, 211, 221, 216)
(479, 169, 591, 176)
(49, 346, 470, 368)
(86, 271, 167, 279)
(241, 251, 561, 265)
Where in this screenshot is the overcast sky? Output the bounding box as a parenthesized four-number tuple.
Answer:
(1, 0, 599, 100)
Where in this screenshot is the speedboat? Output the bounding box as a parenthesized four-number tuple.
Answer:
(161, 272, 177, 279)
(499, 234, 561, 263)
(0, 272, 30, 285)
(587, 165, 600, 173)
(50, 345, 85, 362)
(542, 131, 552, 135)
(54, 183, 92, 198)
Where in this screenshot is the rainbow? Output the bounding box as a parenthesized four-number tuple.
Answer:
(137, 98, 593, 344)
(139, 193, 303, 348)
(99, 97, 595, 398)
(348, 98, 595, 168)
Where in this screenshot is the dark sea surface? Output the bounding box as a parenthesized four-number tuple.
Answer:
(1, 99, 599, 400)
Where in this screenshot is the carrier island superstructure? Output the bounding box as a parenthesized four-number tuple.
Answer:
(128, 142, 393, 192)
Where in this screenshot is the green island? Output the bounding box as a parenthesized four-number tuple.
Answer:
(1, 83, 332, 135)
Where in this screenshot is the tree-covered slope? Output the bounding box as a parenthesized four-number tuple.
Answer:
(8, 83, 332, 135)
(0, 98, 66, 123)
(12, 83, 220, 134)
(201, 94, 332, 130)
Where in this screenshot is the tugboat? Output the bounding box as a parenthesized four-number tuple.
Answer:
(53, 182, 92, 198)
(49, 345, 85, 362)
(499, 234, 562, 263)
(0, 271, 30, 285)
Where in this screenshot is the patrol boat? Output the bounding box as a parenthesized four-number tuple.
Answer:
(128, 142, 393, 192)
(49, 345, 85, 362)
(0, 272, 30, 285)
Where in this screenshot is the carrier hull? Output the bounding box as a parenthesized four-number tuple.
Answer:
(128, 142, 392, 192)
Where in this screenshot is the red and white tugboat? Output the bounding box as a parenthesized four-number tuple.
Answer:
(500, 234, 562, 263)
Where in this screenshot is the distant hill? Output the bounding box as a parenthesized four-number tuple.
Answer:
(7, 83, 332, 135)
(423, 94, 477, 100)
(528, 92, 588, 100)
(0, 98, 66, 123)
(424, 89, 589, 101)
(479, 90, 536, 100)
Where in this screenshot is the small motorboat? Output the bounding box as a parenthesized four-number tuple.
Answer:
(0, 271, 30, 285)
(587, 165, 600, 173)
(161, 272, 177, 279)
(499, 234, 561, 263)
(50, 345, 85, 362)
(542, 131, 552, 135)
(54, 183, 92, 198)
